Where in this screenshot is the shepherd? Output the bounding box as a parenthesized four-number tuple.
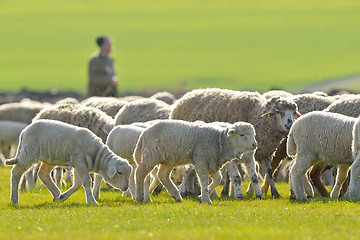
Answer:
(87, 36, 118, 97)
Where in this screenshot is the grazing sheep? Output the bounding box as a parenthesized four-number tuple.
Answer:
(0, 121, 28, 165)
(171, 88, 299, 198)
(0, 102, 45, 124)
(115, 98, 171, 125)
(33, 104, 114, 143)
(346, 118, 360, 200)
(287, 111, 356, 201)
(81, 97, 127, 118)
(5, 120, 132, 204)
(150, 92, 176, 105)
(134, 119, 259, 204)
(118, 96, 144, 102)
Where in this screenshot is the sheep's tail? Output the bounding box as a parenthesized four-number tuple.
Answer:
(286, 129, 297, 157)
(5, 157, 18, 165)
(133, 137, 143, 166)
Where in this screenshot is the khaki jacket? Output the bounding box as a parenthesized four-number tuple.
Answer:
(87, 52, 117, 97)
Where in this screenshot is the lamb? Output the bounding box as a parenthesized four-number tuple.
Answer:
(134, 119, 258, 204)
(81, 97, 127, 118)
(115, 98, 171, 125)
(94, 123, 183, 200)
(33, 103, 114, 143)
(150, 91, 176, 105)
(171, 88, 299, 198)
(287, 111, 356, 201)
(5, 119, 132, 204)
(0, 102, 45, 124)
(346, 118, 360, 200)
(55, 97, 79, 105)
(0, 121, 28, 165)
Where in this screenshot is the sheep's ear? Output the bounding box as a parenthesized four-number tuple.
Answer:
(108, 166, 117, 178)
(227, 128, 237, 137)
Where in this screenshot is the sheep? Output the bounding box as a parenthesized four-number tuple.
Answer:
(118, 95, 144, 102)
(346, 118, 360, 200)
(150, 91, 176, 105)
(263, 90, 293, 99)
(33, 103, 114, 143)
(115, 98, 171, 125)
(287, 111, 356, 201)
(134, 119, 259, 204)
(171, 88, 299, 198)
(0, 102, 45, 124)
(308, 95, 360, 197)
(81, 97, 127, 118)
(55, 97, 79, 105)
(0, 121, 28, 165)
(94, 123, 184, 200)
(5, 119, 132, 204)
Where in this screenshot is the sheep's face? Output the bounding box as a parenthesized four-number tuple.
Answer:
(170, 166, 185, 186)
(226, 122, 257, 157)
(262, 97, 299, 133)
(104, 158, 133, 191)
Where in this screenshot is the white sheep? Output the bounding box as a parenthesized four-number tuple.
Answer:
(94, 123, 184, 200)
(115, 98, 170, 125)
(134, 119, 258, 204)
(5, 119, 132, 204)
(81, 97, 127, 118)
(0, 102, 45, 124)
(287, 111, 356, 201)
(33, 103, 114, 143)
(0, 121, 28, 164)
(150, 91, 176, 105)
(346, 117, 360, 200)
(171, 88, 299, 198)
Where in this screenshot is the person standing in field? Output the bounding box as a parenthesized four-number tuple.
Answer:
(87, 36, 118, 97)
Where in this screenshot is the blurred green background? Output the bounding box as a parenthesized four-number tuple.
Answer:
(0, 0, 359, 94)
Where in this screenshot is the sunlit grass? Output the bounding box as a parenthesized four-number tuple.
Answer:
(0, 167, 360, 239)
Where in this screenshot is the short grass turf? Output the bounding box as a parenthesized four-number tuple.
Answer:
(0, 0, 359, 93)
(1, 167, 360, 239)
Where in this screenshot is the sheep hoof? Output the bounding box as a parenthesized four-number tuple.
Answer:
(256, 194, 265, 200)
(235, 194, 245, 200)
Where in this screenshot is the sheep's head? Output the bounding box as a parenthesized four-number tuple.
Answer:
(226, 122, 257, 158)
(261, 97, 300, 133)
(170, 166, 186, 186)
(104, 156, 132, 192)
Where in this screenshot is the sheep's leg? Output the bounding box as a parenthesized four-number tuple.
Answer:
(303, 174, 314, 198)
(65, 167, 73, 184)
(346, 157, 360, 200)
(38, 163, 61, 199)
(25, 167, 36, 191)
(195, 166, 212, 204)
(289, 156, 313, 201)
(53, 167, 63, 189)
(78, 171, 98, 205)
(261, 159, 280, 198)
(135, 162, 156, 203)
(330, 164, 350, 199)
(158, 163, 182, 202)
(54, 170, 82, 202)
(308, 163, 329, 198)
(128, 163, 136, 198)
(208, 170, 222, 197)
(149, 171, 160, 195)
(339, 171, 350, 197)
(143, 175, 151, 202)
(243, 156, 264, 199)
(221, 169, 230, 197)
(223, 160, 244, 199)
(10, 164, 31, 204)
(32, 162, 41, 186)
(180, 167, 196, 197)
(92, 174, 104, 200)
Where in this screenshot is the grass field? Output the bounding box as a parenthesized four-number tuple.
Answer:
(0, 0, 359, 94)
(1, 167, 360, 239)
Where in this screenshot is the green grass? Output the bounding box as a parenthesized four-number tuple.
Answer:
(1, 167, 360, 239)
(0, 0, 359, 94)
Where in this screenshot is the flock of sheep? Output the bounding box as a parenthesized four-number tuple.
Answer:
(1, 88, 360, 205)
